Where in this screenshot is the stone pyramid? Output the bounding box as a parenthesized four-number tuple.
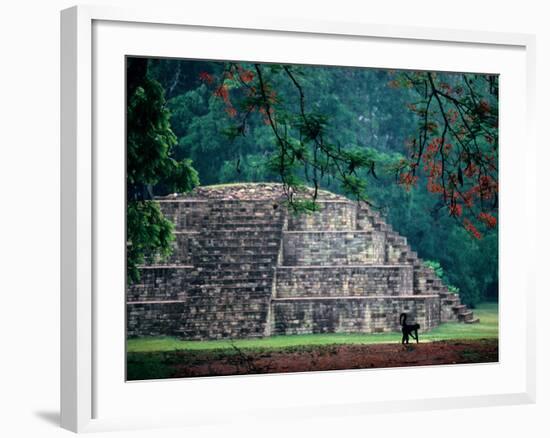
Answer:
(127, 183, 478, 340)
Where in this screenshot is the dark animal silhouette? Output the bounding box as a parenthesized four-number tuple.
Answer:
(400, 313, 420, 344)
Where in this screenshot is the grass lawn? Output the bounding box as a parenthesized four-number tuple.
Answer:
(127, 302, 498, 353)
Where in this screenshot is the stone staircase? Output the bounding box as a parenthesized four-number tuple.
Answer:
(127, 183, 478, 340)
(357, 204, 479, 324)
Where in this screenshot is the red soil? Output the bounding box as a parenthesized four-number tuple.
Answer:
(168, 339, 498, 378)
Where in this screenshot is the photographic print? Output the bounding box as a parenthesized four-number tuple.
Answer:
(125, 57, 498, 381)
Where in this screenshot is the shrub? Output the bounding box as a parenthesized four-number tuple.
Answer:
(424, 260, 460, 294)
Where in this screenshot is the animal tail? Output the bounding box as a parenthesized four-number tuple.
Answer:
(400, 313, 406, 326)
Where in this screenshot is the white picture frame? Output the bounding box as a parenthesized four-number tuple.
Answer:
(60, 4, 536, 433)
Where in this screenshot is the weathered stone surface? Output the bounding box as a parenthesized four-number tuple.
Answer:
(283, 230, 386, 265)
(275, 265, 413, 298)
(127, 183, 475, 339)
(127, 266, 193, 302)
(270, 295, 441, 335)
(287, 201, 356, 231)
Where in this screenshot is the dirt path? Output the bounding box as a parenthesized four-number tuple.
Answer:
(160, 339, 498, 379)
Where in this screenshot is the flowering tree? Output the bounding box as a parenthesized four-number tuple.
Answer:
(390, 72, 498, 239)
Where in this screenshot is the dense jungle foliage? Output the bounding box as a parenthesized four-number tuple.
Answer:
(127, 57, 498, 306)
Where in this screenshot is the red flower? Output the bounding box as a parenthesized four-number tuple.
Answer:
(399, 173, 418, 191)
(198, 71, 214, 84)
(449, 203, 463, 217)
(225, 106, 237, 118)
(440, 82, 452, 93)
(464, 163, 478, 178)
(214, 84, 230, 104)
(447, 109, 459, 124)
(478, 175, 498, 199)
(464, 219, 482, 239)
(479, 212, 497, 228)
(485, 134, 495, 144)
(239, 70, 254, 83)
(479, 100, 491, 114)
(426, 138, 442, 154)
(463, 192, 474, 208)
(427, 178, 444, 194)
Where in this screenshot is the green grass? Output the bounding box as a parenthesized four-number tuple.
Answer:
(127, 302, 498, 353)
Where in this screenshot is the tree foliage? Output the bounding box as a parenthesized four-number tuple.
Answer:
(126, 58, 199, 283)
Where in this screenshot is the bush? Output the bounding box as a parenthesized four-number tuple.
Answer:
(424, 260, 460, 295)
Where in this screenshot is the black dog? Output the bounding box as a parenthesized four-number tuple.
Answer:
(400, 313, 420, 344)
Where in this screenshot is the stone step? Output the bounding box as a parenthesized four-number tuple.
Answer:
(464, 317, 481, 324)
(193, 258, 277, 265)
(191, 250, 279, 258)
(192, 236, 281, 246)
(191, 275, 273, 284)
(193, 258, 278, 265)
(208, 205, 284, 211)
(194, 262, 276, 268)
(196, 229, 282, 235)
(426, 279, 443, 288)
(438, 291, 456, 299)
(189, 287, 272, 296)
(191, 270, 274, 277)
(188, 292, 272, 301)
(191, 271, 274, 279)
(199, 227, 282, 232)
(458, 310, 473, 321)
(201, 219, 281, 226)
(192, 259, 277, 267)
(202, 211, 281, 217)
(193, 281, 272, 288)
(192, 247, 279, 254)
(190, 245, 279, 252)
(193, 239, 280, 246)
(207, 203, 283, 209)
(197, 262, 275, 275)
(198, 216, 284, 223)
(187, 293, 271, 302)
(192, 277, 273, 284)
(191, 245, 280, 252)
(387, 236, 407, 246)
